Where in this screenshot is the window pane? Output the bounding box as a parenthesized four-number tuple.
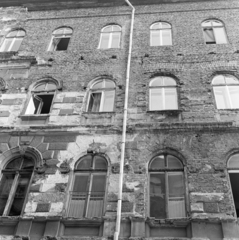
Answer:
(0, 174, 14, 215)
(10, 38, 23, 51)
(56, 38, 70, 51)
(38, 94, 54, 114)
(102, 90, 115, 112)
(228, 154, 239, 168)
(225, 76, 239, 85)
(88, 92, 101, 112)
(34, 83, 46, 91)
(164, 88, 178, 110)
(91, 174, 106, 193)
(214, 86, 230, 109)
(104, 80, 115, 88)
(94, 155, 107, 169)
(113, 25, 121, 31)
(150, 155, 165, 169)
(99, 33, 110, 49)
(203, 29, 215, 43)
(9, 174, 31, 216)
(46, 83, 57, 91)
(151, 23, 160, 29)
(168, 172, 185, 218)
(212, 75, 225, 85)
(73, 175, 89, 192)
(0, 39, 12, 52)
(111, 32, 120, 48)
(150, 88, 163, 110)
(150, 77, 164, 87)
(228, 86, 239, 108)
(167, 155, 183, 168)
(229, 173, 239, 217)
(214, 27, 227, 44)
(6, 158, 21, 169)
(161, 22, 171, 29)
(76, 155, 92, 169)
(212, 20, 223, 26)
(150, 173, 166, 218)
(25, 96, 41, 115)
(102, 26, 112, 32)
(151, 31, 160, 46)
(164, 77, 176, 86)
(16, 30, 25, 37)
(162, 29, 172, 45)
(21, 158, 34, 170)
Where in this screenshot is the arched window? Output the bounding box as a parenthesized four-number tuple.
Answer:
(227, 154, 239, 217)
(48, 27, 72, 51)
(202, 20, 227, 44)
(87, 79, 115, 112)
(150, 22, 172, 46)
(149, 76, 178, 110)
(68, 154, 108, 218)
(212, 74, 239, 109)
(25, 80, 57, 115)
(149, 154, 186, 219)
(99, 25, 121, 49)
(0, 156, 34, 216)
(0, 29, 25, 52)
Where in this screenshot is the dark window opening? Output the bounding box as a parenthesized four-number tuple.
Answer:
(88, 93, 101, 112)
(56, 38, 70, 51)
(37, 94, 54, 114)
(229, 173, 239, 217)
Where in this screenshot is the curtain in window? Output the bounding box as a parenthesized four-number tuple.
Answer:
(49, 38, 61, 51)
(88, 93, 102, 112)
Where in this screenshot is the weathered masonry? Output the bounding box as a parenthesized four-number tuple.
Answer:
(1, 0, 239, 239)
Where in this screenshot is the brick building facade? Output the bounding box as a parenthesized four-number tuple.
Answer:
(0, 0, 239, 239)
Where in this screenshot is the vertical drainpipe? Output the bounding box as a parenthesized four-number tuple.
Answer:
(114, 1, 135, 240)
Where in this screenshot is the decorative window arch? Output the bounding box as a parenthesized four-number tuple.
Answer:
(98, 25, 121, 49)
(212, 74, 239, 109)
(201, 19, 227, 44)
(0, 29, 26, 52)
(149, 154, 186, 219)
(68, 154, 108, 218)
(227, 153, 239, 217)
(25, 79, 58, 115)
(87, 78, 116, 112)
(149, 76, 178, 111)
(48, 27, 73, 51)
(150, 22, 172, 46)
(0, 156, 35, 216)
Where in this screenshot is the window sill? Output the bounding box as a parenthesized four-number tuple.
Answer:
(19, 114, 50, 120)
(83, 111, 115, 115)
(147, 110, 181, 116)
(146, 217, 190, 227)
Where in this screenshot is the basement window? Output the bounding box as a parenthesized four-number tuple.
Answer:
(149, 154, 186, 219)
(48, 27, 72, 51)
(228, 154, 239, 217)
(25, 81, 57, 115)
(202, 20, 227, 44)
(87, 79, 115, 112)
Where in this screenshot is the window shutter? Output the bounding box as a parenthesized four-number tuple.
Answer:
(213, 86, 229, 109)
(203, 29, 215, 43)
(214, 27, 227, 44)
(102, 90, 115, 112)
(10, 38, 23, 51)
(228, 86, 239, 108)
(0, 39, 12, 52)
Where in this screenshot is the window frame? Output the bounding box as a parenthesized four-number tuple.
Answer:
(148, 153, 186, 219)
(47, 27, 73, 52)
(0, 157, 35, 217)
(98, 25, 121, 49)
(0, 29, 26, 52)
(212, 74, 239, 109)
(67, 154, 108, 218)
(87, 79, 116, 113)
(149, 76, 178, 111)
(150, 22, 172, 46)
(201, 19, 227, 45)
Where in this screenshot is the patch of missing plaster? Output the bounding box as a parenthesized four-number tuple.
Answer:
(1, 17, 17, 22)
(125, 181, 141, 191)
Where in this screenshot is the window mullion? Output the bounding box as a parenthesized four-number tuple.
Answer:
(162, 87, 165, 110)
(84, 173, 93, 217)
(3, 173, 19, 216)
(165, 172, 169, 218)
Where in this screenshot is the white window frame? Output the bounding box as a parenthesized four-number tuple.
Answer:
(47, 27, 73, 51)
(150, 22, 172, 46)
(0, 30, 25, 52)
(87, 79, 116, 112)
(98, 25, 121, 49)
(202, 20, 227, 44)
(212, 75, 239, 109)
(149, 77, 178, 111)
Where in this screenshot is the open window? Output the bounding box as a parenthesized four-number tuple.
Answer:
(0, 156, 34, 216)
(149, 76, 178, 111)
(0, 29, 25, 52)
(48, 27, 72, 51)
(149, 154, 186, 219)
(212, 74, 239, 109)
(99, 25, 121, 49)
(202, 20, 227, 44)
(87, 79, 115, 112)
(227, 154, 239, 217)
(25, 80, 57, 115)
(68, 154, 108, 218)
(150, 22, 172, 46)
